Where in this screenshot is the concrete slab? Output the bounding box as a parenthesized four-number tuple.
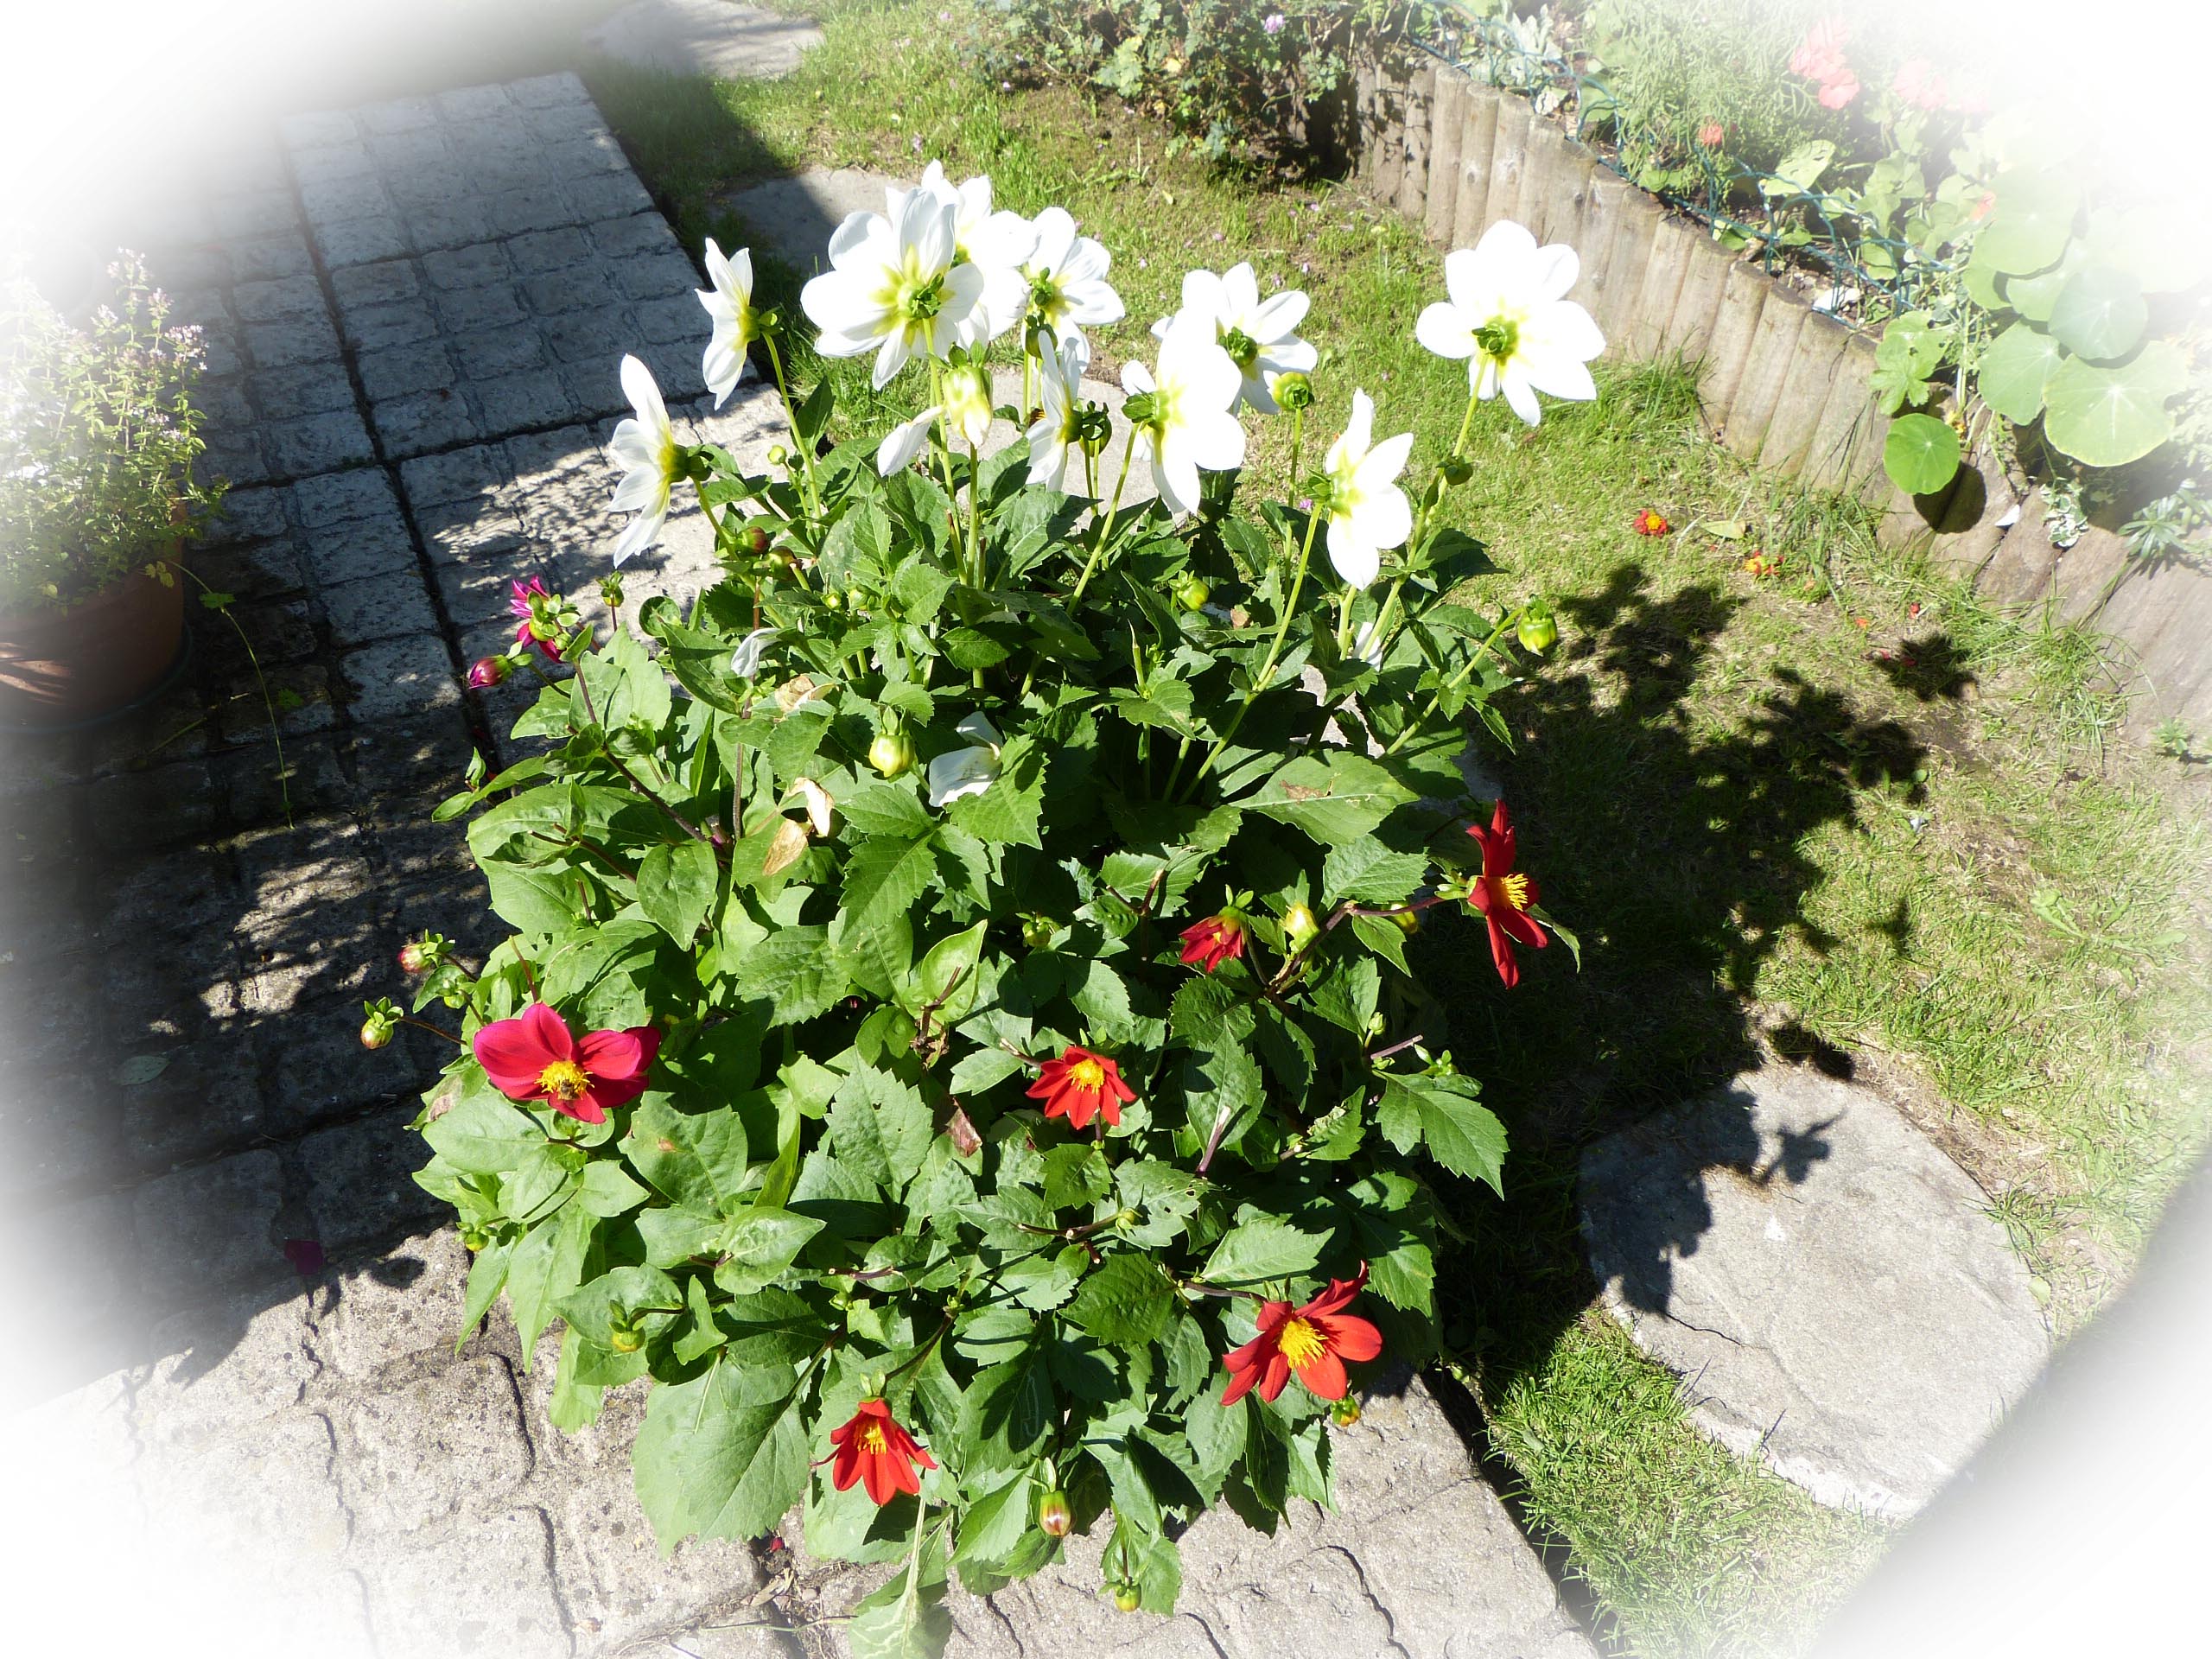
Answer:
(587, 1, 823, 80)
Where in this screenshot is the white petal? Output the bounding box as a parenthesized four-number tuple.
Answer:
(1356, 429, 1415, 493)
(1181, 407, 1246, 474)
(1530, 297, 1606, 365)
(1061, 233, 1111, 283)
(1259, 336, 1319, 376)
(1027, 423, 1070, 489)
(877, 406, 942, 475)
(956, 710, 1002, 747)
(872, 329, 912, 390)
(1122, 359, 1155, 397)
(1351, 481, 1413, 552)
(1221, 263, 1261, 318)
(731, 626, 776, 678)
(1155, 442, 1202, 518)
(1520, 347, 1599, 404)
(1249, 287, 1308, 342)
(1179, 267, 1226, 325)
(613, 504, 665, 566)
(620, 353, 667, 432)
(1027, 206, 1075, 271)
(1503, 364, 1543, 426)
(926, 746, 1000, 807)
(1063, 277, 1124, 327)
(903, 192, 957, 275)
(1415, 301, 1475, 359)
(1339, 391, 1376, 462)
(828, 210, 880, 263)
(1534, 243, 1579, 302)
(1326, 518, 1381, 588)
(609, 467, 662, 512)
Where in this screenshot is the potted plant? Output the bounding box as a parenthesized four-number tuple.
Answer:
(1, 253, 224, 728)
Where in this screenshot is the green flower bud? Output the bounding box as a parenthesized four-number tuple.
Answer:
(1274, 372, 1315, 411)
(868, 731, 915, 779)
(1112, 1583, 1141, 1613)
(1439, 455, 1473, 486)
(766, 443, 790, 467)
(461, 1228, 491, 1252)
(1393, 907, 1421, 936)
(1282, 903, 1319, 946)
(1038, 1489, 1073, 1537)
(1516, 601, 1557, 654)
(1020, 914, 1059, 950)
(1174, 575, 1211, 612)
(1330, 1395, 1363, 1427)
(1122, 391, 1159, 427)
(609, 1323, 644, 1355)
(741, 523, 772, 556)
(598, 573, 626, 609)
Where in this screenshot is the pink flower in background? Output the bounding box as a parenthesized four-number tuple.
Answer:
(1892, 59, 1949, 111)
(1263, 11, 1286, 33)
(474, 1001, 660, 1125)
(1696, 119, 1726, 147)
(1817, 71, 1860, 109)
(509, 576, 561, 659)
(1789, 16, 1851, 83)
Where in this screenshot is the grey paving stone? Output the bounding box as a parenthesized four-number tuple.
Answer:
(2, 1071, 119, 1199)
(588, 210, 684, 262)
(718, 167, 896, 274)
(281, 109, 359, 149)
(302, 505, 421, 587)
(133, 1150, 289, 1301)
(233, 274, 327, 323)
(319, 214, 413, 269)
(556, 1478, 766, 1650)
(365, 127, 452, 173)
(478, 369, 581, 432)
(294, 467, 402, 529)
(319, 569, 442, 647)
(358, 94, 440, 134)
(374, 388, 484, 456)
(246, 314, 344, 368)
(585, 0, 824, 79)
(309, 1226, 474, 1380)
(432, 281, 529, 333)
(344, 1355, 536, 1533)
(301, 174, 393, 226)
(0, 1190, 135, 1390)
(140, 1408, 353, 1565)
(565, 170, 656, 221)
(358, 340, 458, 404)
(620, 249, 704, 303)
(300, 1102, 452, 1255)
(291, 139, 377, 184)
(402, 443, 514, 511)
(331, 257, 422, 311)
(544, 303, 639, 367)
(266, 410, 378, 477)
(454, 322, 552, 378)
(385, 161, 473, 215)
(365, 1508, 573, 1659)
(228, 233, 318, 281)
(438, 82, 516, 120)
(249, 361, 359, 420)
(200, 532, 313, 601)
(134, 1294, 317, 1444)
(340, 295, 442, 352)
(120, 1037, 272, 1168)
(510, 71, 594, 108)
(1580, 1065, 2051, 1517)
(423, 240, 516, 290)
(88, 759, 221, 849)
(212, 188, 300, 242)
(403, 196, 499, 251)
(508, 225, 594, 275)
(635, 291, 702, 345)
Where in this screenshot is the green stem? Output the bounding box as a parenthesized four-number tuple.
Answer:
(1380, 604, 1524, 758)
(1175, 507, 1324, 802)
(761, 332, 819, 518)
(1368, 388, 1484, 657)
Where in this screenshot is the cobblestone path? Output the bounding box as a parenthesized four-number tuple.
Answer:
(1, 65, 1586, 1659)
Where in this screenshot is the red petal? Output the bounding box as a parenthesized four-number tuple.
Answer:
(1221, 1362, 1257, 1407)
(1098, 1094, 1122, 1128)
(1497, 906, 1548, 950)
(577, 1027, 645, 1081)
(1297, 1349, 1347, 1400)
(830, 1439, 861, 1492)
(474, 1004, 566, 1096)
(1487, 918, 1521, 988)
(555, 1090, 609, 1126)
(1490, 800, 1517, 869)
(861, 1450, 896, 1505)
(1319, 1313, 1382, 1363)
(1256, 1352, 1292, 1402)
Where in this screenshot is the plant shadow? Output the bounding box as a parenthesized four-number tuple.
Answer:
(1407, 556, 1929, 1425)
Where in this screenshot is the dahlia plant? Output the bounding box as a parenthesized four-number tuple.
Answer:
(385, 173, 1594, 1652)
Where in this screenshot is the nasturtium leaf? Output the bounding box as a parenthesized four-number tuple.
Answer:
(636, 837, 719, 944)
(1882, 413, 1962, 497)
(1065, 1250, 1175, 1344)
(632, 1360, 810, 1548)
(1976, 321, 2065, 423)
(1975, 172, 2080, 275)
(2047, 265, 2147, 362)
(2043, 342, 2186, 467)
(1201, 1217, 1325, 1287)
(1875, 310, 1946, 379)
(1760, 138, 1834, 196)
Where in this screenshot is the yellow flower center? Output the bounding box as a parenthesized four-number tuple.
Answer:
(856, 1422, 889, 1453)
(1277, 1316, 1327, 1368)
(1495, 872, 1532, 912)
(1069, 1058, 1105, 1090)
(537, 1059, 591, 1102)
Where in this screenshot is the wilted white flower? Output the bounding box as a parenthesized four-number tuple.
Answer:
(731, 626, 776, 678)
(1121, 311, 1244, 518)
(1026, 334, 1091, 490)
(927, 711, 1004, 807)
(696, 238, 758, 407)
(1414, 219, 1604, 426)
(1318, 390, 1414, 588)
(802, 190, 986, 388)
(607, 354, 679, 565)
(786, 777, 834, 836)
(890, 162, 1037, 340)
(1154, 262, 1318, 413)
(1019, 207, 1125, 346)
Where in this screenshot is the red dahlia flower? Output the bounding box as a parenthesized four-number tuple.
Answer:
(1179, 912, 1246, 973)
(1026, 1045, 1135, 1130)
(1221, 1265, 1382, 1406)
(473, 1001, 660, 1124)
(509, 576, 562, 659)
(1466, 800, 1548, 988)
(829, 1398, 937, 1505)
(1630, 507, 1670, 537)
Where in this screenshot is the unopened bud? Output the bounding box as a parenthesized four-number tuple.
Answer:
(868, 731, 915, 779)
(397, 941, 428, 975)
(1174, 575, 1211, 612)
(1439, 455, 1473, 486)
(467, 655, 510, 690)
(1121, 391, 1158, 427)
(741, 523, 772, 555)
(609, 1323, 644, 1355)
(359, 1019, 391, 1050)
(598, 573, 626, 609)
(1393, 907, 1421, 935)
(766, 443, 791, 467)
(1020, 914, 1058, 950)
(1330, 1395, 1363, 1427)
(461, 1227, 491, 1252)
(1112, 1583, 1141, 1613)
(1516, 601, 1557, 654)
(1282, 903, 1319, 947)
(359, 998, 400, 1050)
(1038, 1489, 1072, 1537)
(1273, 372, 1314, 411)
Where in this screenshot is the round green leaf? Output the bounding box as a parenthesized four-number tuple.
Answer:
(2048, 266, 2147, 361)
(1961, 241, 2006, 311)
(1999, 241, 2087, 324)
(1976, 321, 2066, 424)
(2042, 342, 2187, 468)
(1884, 413, 1962, 498)
(1877, 311, 1946, 378)
(1975, 172, 2080, 276)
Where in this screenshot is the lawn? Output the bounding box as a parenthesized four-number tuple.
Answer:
(582, 4, 2212, 1654)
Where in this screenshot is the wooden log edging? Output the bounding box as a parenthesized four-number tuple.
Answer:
(1351, 56, 2212, 735)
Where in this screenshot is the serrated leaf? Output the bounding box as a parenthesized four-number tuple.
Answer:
(624, 1095, 751, 1216)
(637, 837, 719, 944)
(848, 1561, 953, 1659)
(842, 833, 940, 936)
(1321, 841, 1430, 906)
(1065, 1251, 1174, 1344)
(632, 1361, 809, 1548)
(828, 1066, 934, 1192)
(1202, 1217, 1325, 1287)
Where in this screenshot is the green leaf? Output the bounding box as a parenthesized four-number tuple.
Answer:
(953, 1473, 1035, 1578)
(624, 1095, 751, 1216)
(423, 1085, 543, 1176)
(848, 1560, 953, 1659)
(1761, 139, 1834, 195)
(728, 925, 851, 1025)
(632, 1360, 810, 1548)
(1389, 1072, 1509, 1195)
(1243, 753, 1407, 848)
(1202, 1217, 1325, 1287)
(828, 1065, 935, 1192)
(1975, 172, 2079, 275)
(1321, 842, 1429, 906)
(1875, 311, 1947, 379)
(505, 1200, 594, 1360)
(1882, 414, 1961, 497)
(1065, 1251, 1174, 1344)
(904, 922, 988, 1024)
(946, 734, 1046, 849)
(2047, 266, 2147, 362)
(2043, 342, 2186, 468)
(1977, 321, 2065, 424)
(842, 833, 940, 937)
(637, 838, 719, 945)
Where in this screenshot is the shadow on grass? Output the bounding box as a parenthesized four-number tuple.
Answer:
(1408, 556, 1930, 1408)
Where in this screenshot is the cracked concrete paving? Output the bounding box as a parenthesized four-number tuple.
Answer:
(4, 53, 1591, 1659)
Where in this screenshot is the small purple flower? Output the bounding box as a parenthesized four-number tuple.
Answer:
(509, 576, 561, 660)
(1264, 12, 1287, 34)
(467, 656, 512, 690)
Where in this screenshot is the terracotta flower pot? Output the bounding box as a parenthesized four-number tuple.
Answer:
(0, 556, 188, 728)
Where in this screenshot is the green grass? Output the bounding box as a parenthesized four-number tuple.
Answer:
(575, 5, 2212, 1654)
